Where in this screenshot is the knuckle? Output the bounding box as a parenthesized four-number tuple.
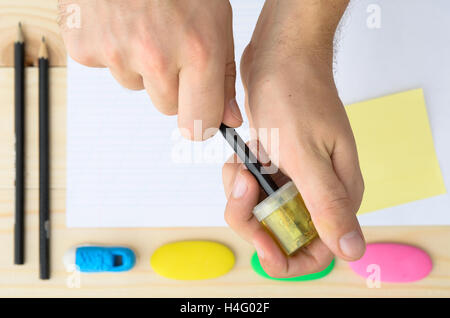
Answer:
(135, 34, 171, 77)
(262, 266, 276, 277)
(314, 259, 331, 273)
(114, 72, 143, 91)
(258, 252, 290, 278)
(102, 43, 122, 67)
(127, 82, 144, 91)
(225, 61, 237, 78)
(155, 103, 177, 116)
(161, 108, 177, 116)
(358, 177, 365, 197)
(317, 195, 354, 217)
(224, 211, 232, 226)
(186, 34, 217, 69)
(66, 41, 95, 66)
(352, 177, 365, 214)
(263, 264, 288, 279)
(140, 48, 171, 77)
(144, 89, 177, 116)
(222, 160, 238, 180)
(224, 209, 236, 229)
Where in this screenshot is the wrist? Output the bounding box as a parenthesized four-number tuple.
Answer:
(256, 0, 349, 63)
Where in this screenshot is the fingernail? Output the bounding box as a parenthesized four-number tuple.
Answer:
(228, 98, 243, 121)
(232, 172, 247, 199)
(254, 241, 264, 260)
(339, 230, 366, 259)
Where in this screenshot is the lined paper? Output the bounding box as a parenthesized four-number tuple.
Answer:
(67, 0, 450, 227)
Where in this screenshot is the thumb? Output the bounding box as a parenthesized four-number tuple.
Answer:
(222, 18, 242, 127)
(286, 146, 365, 261)
(222, 62, 243, 127)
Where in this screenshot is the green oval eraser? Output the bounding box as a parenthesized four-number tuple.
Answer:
(250, 252, 335, 281)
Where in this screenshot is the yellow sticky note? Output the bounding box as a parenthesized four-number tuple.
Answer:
(346, 89, 446, 214)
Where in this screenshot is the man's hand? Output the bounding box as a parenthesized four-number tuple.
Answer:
(58, 0, 242, 139)
(222, 0, 366, 278)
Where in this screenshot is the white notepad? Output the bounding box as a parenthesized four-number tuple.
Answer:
(67, 0, 450, 227)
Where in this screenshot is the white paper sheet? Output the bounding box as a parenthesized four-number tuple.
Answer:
(67, 0, 450, 227)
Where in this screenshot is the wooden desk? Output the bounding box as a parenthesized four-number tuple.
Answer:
(0, 0, 449, 298)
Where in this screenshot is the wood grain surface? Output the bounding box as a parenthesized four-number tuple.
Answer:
(0, 0, 66, 67)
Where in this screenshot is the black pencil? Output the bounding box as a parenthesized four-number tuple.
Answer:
(38, 37, 50, 280)
(219, 124, 279, 195)
(14, 22, 25, 265)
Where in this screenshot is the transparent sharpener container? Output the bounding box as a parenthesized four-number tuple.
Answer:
(253, 181, 318, 255)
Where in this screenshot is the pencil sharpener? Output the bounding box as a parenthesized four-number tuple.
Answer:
(253, 181, 318, 255)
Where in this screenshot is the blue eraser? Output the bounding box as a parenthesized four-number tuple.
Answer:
(64, 245, 136, 273)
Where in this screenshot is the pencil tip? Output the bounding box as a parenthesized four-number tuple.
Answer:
(39, 36, 48, 59)
(17, 22, 24, 43)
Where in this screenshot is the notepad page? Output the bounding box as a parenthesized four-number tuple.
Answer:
(67, 0, 450, 227)
(66, 0, 265, 227)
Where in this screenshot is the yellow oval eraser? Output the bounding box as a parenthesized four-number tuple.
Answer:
(150, 241, 235, 280)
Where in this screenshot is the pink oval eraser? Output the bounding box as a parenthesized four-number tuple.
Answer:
(348, 243, 432, 283)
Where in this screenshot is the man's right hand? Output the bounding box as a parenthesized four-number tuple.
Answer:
(58, 0, 243, 139)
